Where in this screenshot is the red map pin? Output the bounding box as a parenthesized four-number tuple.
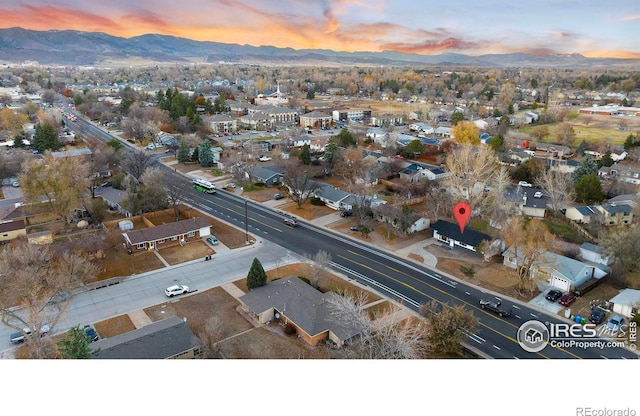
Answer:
(453, 201, 471, 233)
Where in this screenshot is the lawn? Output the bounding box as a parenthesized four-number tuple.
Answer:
(542, 218, 588, 244)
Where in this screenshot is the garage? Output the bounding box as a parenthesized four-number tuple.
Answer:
(551, 277, 570, 292)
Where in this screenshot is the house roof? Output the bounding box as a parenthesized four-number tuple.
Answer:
(580, 242, 606, 255)
(575, 206, 598, 216)
(252, 166, 283, 181)
(0, 219, 25, 233)
(124, 217, 210, 245)
(239, 277, 362, 341)
(609, 289, 640, 307)
(600, 203, 632, 214)
(314, 183, 352, 203)
(431, 219, 491, 247)
(92, 316, 200, 359)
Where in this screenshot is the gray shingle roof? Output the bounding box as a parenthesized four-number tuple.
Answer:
(239, 277, 361, 341)
(92, 317, 200, 359)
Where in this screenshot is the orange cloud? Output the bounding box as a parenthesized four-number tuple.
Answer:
(620, 14, 640, 21)
(581, 50, 640, 59)
(0, 5, 123, 34)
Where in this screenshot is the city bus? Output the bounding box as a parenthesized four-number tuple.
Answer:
(192, 178, 216, 194)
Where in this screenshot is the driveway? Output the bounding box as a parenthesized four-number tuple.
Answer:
(529, 290, 565, 315)
(1, 185, 23, 199)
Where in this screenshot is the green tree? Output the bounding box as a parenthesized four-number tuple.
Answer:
(404, 139, 424, 158)
(574, 173, 604, 203)
(450, 111, 464, 126)
(199, 140, 214, 167)
(106, 138, 124, 151)
(599, 151, 614, 168)
(332, 128, 357, 148)
(213, 93, 227, 113)
(306, 89, 315, 99)
(247, 257, 267, 290)
(57, 326, 95, 359)
(299, 143, 312, 165)
(177, 138, 191, 163)
(191, 146, 200, 163)
(12, 133, 26, 148)
(572, 155, 598, 182)
(32, 123, 63, 152)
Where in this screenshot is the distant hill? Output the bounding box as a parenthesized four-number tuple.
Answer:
(0, 27, 637, 68)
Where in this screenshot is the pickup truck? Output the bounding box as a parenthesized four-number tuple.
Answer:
(479, 299, 512, 317)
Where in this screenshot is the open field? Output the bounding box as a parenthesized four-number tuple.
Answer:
(516, 112, 640, 147)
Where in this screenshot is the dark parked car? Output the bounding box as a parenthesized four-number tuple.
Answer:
(83, 325, 99, 342)
(479, 299, 512, 318)
(273, 193, 284, 200)
(339, 210, 353, 217)
(350, 225, 364, 232)
(545, 290, 563, 302)
(589, 308, 607, 325)
(558, 293, 577, 307)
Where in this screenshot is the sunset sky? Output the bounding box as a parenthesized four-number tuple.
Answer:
(1, 0, 639, 58)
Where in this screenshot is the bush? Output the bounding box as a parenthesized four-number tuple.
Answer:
(283, 323, 297, 336)
(459, 265, 476, 278)
(310, 197, 325, 206)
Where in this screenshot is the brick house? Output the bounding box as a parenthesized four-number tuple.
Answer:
(123, 217, 211, 251)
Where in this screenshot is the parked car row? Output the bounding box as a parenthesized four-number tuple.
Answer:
(545, 289, 577, 307)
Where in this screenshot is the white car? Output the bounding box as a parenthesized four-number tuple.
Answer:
(518, 181, 533, 188)
(165, 284, 189, 297)
(259, 156, 272, 162)
(533, 191, 543, 198)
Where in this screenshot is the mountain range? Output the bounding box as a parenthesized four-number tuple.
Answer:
(0, 27, 637, 69)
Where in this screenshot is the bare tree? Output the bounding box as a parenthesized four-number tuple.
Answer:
(281, 162, 322, 209)
(196, 316, 225, 359)
(556, 122, 576, 146)
(311, 250, 332, 289)
(419, 299, 479, 355)
(125, 149, 152, 182)
(326, 291, 428, 359)
(0, 240, 98, 358)
(500, 217, 557, 294)
(443, 143, 500, 216)
(19, 151, 90, 228)
(598, 224, 640, 283)
(537, 168, 574, 214)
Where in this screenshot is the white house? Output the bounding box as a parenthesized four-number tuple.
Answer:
(608, 289, 640, 318)
(579, 243, 612, 265)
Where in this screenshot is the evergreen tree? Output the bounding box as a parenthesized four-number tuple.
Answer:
(12, 133, 25, 148)
(57, 326, 95, 359)
(575, 140, 588, 156)
(247, 257, 267, 290)
(572, 155, 598, 182)
(190, 146, 200, 163)
(199, 140, 214, 167)
(450, 111, 464, 126)
(332, 128, 357, 148)
(213, 93, 227, 113)
(177, 138, 191, 163)
(32, 123, 62, 152)
(574, 173, 604, 204)
(599, 151, 614, 168)
(300, 143, 312, 165)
